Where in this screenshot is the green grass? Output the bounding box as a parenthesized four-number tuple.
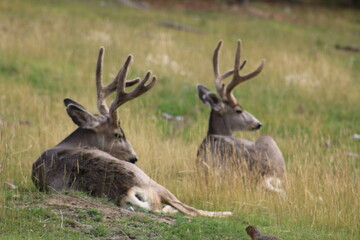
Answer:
(0, 0, 359, 239)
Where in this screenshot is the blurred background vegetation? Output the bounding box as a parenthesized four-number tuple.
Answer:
(150, 0, 360, 8)
(0, 0, 359, 239)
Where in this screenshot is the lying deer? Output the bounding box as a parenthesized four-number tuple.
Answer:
(32, 47, 231, 217)
(197, 40, 285, 193)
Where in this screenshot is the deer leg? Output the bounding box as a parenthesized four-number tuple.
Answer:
(156, 184, 232, 217)
(159, 205, 178, 214)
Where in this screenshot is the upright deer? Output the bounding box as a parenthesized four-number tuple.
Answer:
(197, 40, 285, 193)
(32, 47, 232, 217)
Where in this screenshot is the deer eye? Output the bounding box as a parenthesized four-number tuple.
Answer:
(235, 109, 243, 114)
(114, 133, 122, 139)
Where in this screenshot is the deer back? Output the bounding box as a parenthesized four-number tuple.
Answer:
(32, 147, 152, 201)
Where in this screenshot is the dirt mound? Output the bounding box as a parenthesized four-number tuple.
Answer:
(36, 193, 175, 239)
(46, 194, 174, 224)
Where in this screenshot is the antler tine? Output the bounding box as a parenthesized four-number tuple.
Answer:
(213, 40, 222, 78)
(109, 55, 157, 123)
(96, 48, 142, 116)
(234, 40, 242, 75)
(225, 40, 265, 105)
(96, 47, 109, 115)
(213, 40, 249, 100)
(213, 40, 227, 99)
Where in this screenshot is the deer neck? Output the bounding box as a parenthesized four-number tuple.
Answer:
(56, 128, 98, 149)
(207, 110, 232, 136)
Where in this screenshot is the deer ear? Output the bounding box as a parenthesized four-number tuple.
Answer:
(66, 104, 100, 129)
(197, 84, 224, 112)
(64, 98, 87, 110)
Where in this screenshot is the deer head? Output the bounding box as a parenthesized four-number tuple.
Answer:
(61, 47, 157, 163)
(197, 40, 264, 136)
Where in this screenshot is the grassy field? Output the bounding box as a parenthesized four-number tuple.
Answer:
(0, 0, 359, 239)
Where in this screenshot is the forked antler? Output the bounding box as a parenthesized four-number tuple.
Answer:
(96, 47, 157, 123)
(213, 40, 265, 106)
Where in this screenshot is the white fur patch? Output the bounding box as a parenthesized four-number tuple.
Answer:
(264, 177, 285, 195)
(121, 187, 151, 211)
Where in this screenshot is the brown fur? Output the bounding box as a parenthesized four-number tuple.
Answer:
(32, 47, 232, 217)
(245, 226, 283, 240)
(197, 40, 286, 193)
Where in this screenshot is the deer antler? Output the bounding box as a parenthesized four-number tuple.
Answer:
(213, 40, 265, 106)
(108, 56, 157, 124)
(95, 47, 157, 123)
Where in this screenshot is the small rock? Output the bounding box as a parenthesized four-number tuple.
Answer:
(346, 152, 359, 158)
(324, 140, 331, 148)
(284, 6, 291, 14)
(351, 134, 360, 140)
(162, 112, 184, 121)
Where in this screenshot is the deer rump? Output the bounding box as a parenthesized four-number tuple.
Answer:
(197, 135, 285, 192)
(32, 148, 232, 217)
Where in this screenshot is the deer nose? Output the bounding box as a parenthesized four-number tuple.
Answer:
(129, 157, 138, 164)
(255, 123, 262, 130)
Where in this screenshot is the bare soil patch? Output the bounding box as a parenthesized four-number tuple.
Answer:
(15, 193, 176, 239)
(45, 194, 175, 225)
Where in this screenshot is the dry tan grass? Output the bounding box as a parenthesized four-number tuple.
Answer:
(0, 0, 359, 238)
